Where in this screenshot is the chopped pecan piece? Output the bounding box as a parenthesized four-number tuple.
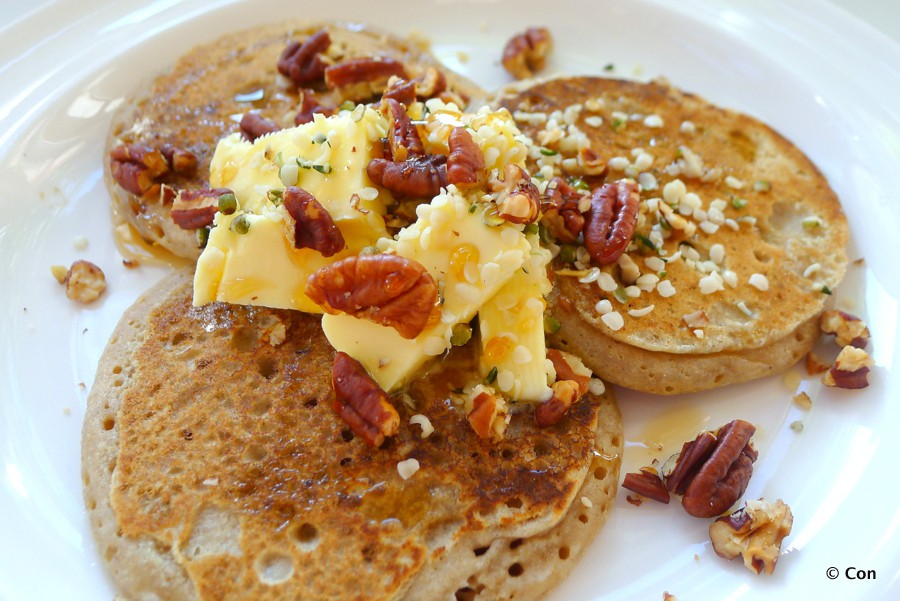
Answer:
(240, 112, 280, 141)
(541, 177, 586, 243)
(109, 143, 169, 197)
(467, 387, 509, 442)
(447, 126, 485, 188)
(170, 188, 233, 230)
(282, 187, 345, 257)
(546, 348, 591, 395)
(306, 253, 438, 339)
(294, 88, 334, 125)
(159, 144, 197, 175)
(709, 499, 793, 575)
(665, 420, 757, 518)
(502, 27, 553, 80)
(823, 345, 874, 389)
(366, 154, 448, 199)
(384, 97, 425, 161)
(820, 309, 870, 349)
(64, 260, 107, 304)
(324, 57, 407, 102)
(412, 66, 447, 99)
(332, 351, 400, 447)
(535, 379, 581, 427)
(584, 179, 640, 265)
(278, 29, 331, 86)
(383, 77, 418, 106)
(805, 351, 830, 375)
(622, 468, 671, 504)
(492, 164, 541, 224)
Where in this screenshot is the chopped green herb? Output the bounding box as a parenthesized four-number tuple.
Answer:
(311, 133, 328, 145)
(312, 163, 332, 175)
(658, 270, 667, 279)
(801, 216, 821, 230)
(568, 176, 590, 191)
(484, 366, 498, 385)
(603, 63, 615, 72)
(540, 147, 558, 156)
(266, 188, 284, 205)
(634, 233, 657, 251)
(469, 202, 478, 214)
(543, 315, 561, 334)
(339, 100, 356, 111)
(523, 223, 539, 236)
(611, 118, 626, 131)
(821, 285, 833, 295)
(613, 287, 628, 303)
(731, 196, 748, 209)
(753, 180, 772, 192)
(195, 227, 210, 248)
(559, 245, 577, 263)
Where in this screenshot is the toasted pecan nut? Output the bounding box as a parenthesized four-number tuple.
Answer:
(306, 253, 438, 339)
(493, 164, 541, 224)
(383, 76, 418, 106)
(324, 57, 407, 102)
(277, 29, 331, 86)
(541, 176, 586, 243)
(170, 188, 233, 229)
(447, 126, 485, 188)
(546, 348, 591, 396)
(294, 88, 334, 125)
(240, 112, 280, 142)
(159, 144, 197, 175)
(109, 143, 169, 197)
(535, 379, 581, 427)
(385, 97, 425, 162)
(412, 66, 447, 99)
(820, 310, 870, 349)
(502, 27, 553, 80)
(467, 388, 509, 441)
(64, 260, 107, 304)
(710, 499, 793, 575)
(669, 420, 757, 518)
(584, 179, 640, 265)
(282, 187, 345, 257)
(823, 345, 874, 389)
(622, 468, 671, 504)
(366, 155, 448, 199)
(332, 351, 400, 447)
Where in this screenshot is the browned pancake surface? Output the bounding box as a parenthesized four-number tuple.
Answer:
(83, 270, 621, 600)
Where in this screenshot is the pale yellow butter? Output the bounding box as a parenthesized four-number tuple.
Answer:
(193, 109, 391, 311)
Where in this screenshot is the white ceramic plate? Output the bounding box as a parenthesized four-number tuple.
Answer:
(2, 0, 899, 599)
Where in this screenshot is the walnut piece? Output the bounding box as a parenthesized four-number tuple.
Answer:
(664, 419, 758, 518)
(305, 253, 438, 339)
(332, 351, 400, 447)
(282, 187, 345, 257)
(823, 345, 874, 389)
(501, 27, 553, 80)
(64, 260, 106, 303)
(709, 499, 793, 575)
(534, 379, 581, 427)
(820, 310, 870, 349)
(466, 386, 509, 442)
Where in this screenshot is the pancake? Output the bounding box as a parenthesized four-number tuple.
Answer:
(106, 22, 483, 260)
(495, 76, 848, 394)
(82, 269, 622, 600)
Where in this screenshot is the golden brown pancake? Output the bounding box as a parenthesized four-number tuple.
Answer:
(82, 270, 622, 600)
(106, 22, 483, 260)
(495, 76, 848, 394)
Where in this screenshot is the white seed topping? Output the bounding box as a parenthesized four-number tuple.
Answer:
(656, 279, 677, 298)
(497, 369, 515, 392)
(597, 272, 618, 292)
(397, 458, 420, 480)
(423, 336, 447, 356)
(512, 345, 533, 365)
(725, 175, 745, 189)
(584, 115, 604, 127)
(409, 414, 434, 438)
(595, 299, 613, 314)
(710, 243, 725, 264)
(588, 378, 606, 395)
(628, 305, 655, 317)
(699, 271, 725, 294)
(643, 114, 664, 128)
(749, 273, 770, 291)
(693, 329, 705, 339)
(601, 311, 625, 331)
(803, 263, 821, 278)
(680, 120, 696, 134)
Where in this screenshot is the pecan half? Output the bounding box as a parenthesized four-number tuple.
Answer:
(583, 179, 640, 265)
(493, 164, 541, 224)
(332, 351, 400, 447)
(709, 499, 793, 575)
(467, 388, 509, 442)
(502, 27, 553, 80)
(282, 187, 345, 257)
(447, 126, 485, 188)
(170, 188, 233, 230)
(277, 29, 331, 86)
(366, 155, 448, 199)
(412, 66, 447, 99)
(306, 253, 438, 339)
(667, 420, 758, 518)
(535, 379, 581, 427)
(385, 97, 425, 161)
(823, 345, 874, 389)
(541, 177, 586, 243)
(383, 77, 418, 106)
(324, 57, 407, 102)
(64, 260, 107, 304)
(109, 143, 169, 197)
(820, 310, 870, 349)
(240, 112, 280, 142)
(622, 468, 671, 504)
